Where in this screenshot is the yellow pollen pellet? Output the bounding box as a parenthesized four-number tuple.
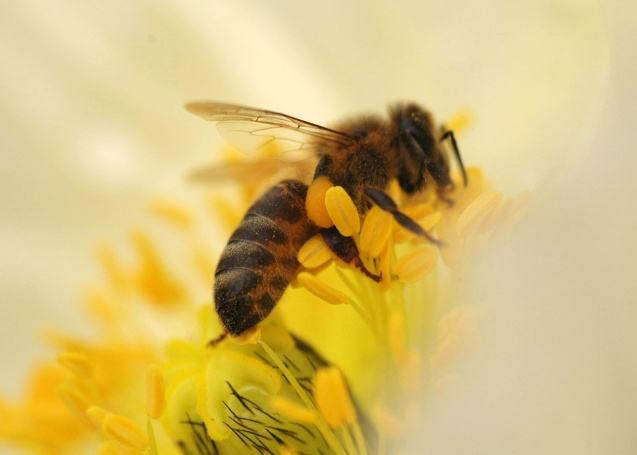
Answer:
(313, 367, 356, 428)
(271, 396, 317, 423)
(456, 191, 502, 237)
(395, 246, 437, 283)
(359, 206, 393, 257)
(146, 365, 165, 419)
(86, 405, 110, 429)
(306, 176, 334, 228)
(297, 272, 348, 305)
(102, 414, 149, 451)
(57, 352, 94, 378)
(324, 186, 360, 237)
(297, 235, 333, 269)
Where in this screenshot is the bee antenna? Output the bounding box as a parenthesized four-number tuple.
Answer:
(441, 129, 468, 187)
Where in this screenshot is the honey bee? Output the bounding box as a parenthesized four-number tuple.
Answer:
(186, 102, 467, 338)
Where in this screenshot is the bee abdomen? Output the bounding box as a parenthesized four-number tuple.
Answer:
(214, 180, 317, 335)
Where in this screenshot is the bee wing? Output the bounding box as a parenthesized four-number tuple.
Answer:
(185, 101, 354, 158)
(188, 156, 316, 186)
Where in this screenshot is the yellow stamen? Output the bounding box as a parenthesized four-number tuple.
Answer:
(97, 441, 127, 455)
(446, 109, 473, 133)
(150, 199, 192, 229)
(297, 272, 348, 305)
(145, 365, 165, 419)
(388, 311, 407, 363)
(456, 191, 502, 237)
(57, 352, 94, 378)
(395, 246, 437, 283)
(131, 230, 184, 305)
(324, 186, 360, 237)
(359, 206, 393, 257)
(312, 367, 356, 428)
(102, 414, 149, 451)
(86, 405, 110, 429)
(306, 176, 334, 228)
(96, 245, 128, 290)
(57, 383, 93, 426)
(298, 235, 333, 269)
(271, 396, 317, 423)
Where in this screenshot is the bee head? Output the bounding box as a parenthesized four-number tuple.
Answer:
(391, 103, 452, 194)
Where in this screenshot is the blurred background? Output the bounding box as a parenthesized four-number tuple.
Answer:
(0, 0, 634, 453)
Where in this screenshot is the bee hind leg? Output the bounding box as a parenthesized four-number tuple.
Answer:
(365, 188, 444, 246)
(320, 227, 382, 282)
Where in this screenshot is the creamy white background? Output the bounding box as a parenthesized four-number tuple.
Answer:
(0, 0, 632, 453)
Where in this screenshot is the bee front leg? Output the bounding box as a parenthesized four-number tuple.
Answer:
(320, 227, 382, 282)
(365, 188, 444, 246)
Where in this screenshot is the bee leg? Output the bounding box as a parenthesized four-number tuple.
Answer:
(440, 128, 468, 187)
(320, 227, 382, 282)
(365, 188, 444, 246)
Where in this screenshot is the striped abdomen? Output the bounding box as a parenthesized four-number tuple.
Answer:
(214, 180, 317, 335)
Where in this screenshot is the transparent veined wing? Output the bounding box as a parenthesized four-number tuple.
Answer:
(185, 101, 354, 159)
(188, 155, 316, 186)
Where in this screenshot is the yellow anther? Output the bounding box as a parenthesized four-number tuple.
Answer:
(324, 186, 360, 237)
(146, 365, 165, 419)
(446, 109, 473, 133)
(395, 246, 437, 283)
(57, 383, 93, 426)
(388, 311, 407, 364)
(102, 414, 149, 451)
(313, 367, 356, 428)
(306, 176, 334, 228)
(456, 191, 502, 237)
(57, 352, 94, 378)
(359, 206, 393, 257)
(150, 199, 192, 229)
(297, 272, 348, 305)
(271, 396, 317, 423)
(298, 235, 333, 269)
(86, 405, 110, 429)
(97, 441, 125, 455)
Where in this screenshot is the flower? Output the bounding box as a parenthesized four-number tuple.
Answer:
(0, 120, 523, 454)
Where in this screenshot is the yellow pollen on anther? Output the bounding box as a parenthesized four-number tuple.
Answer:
(312, 367, 356, 428)
(57, 383, 93, 426)
(97, 441, 125, 455)
(102, 414, 149, 451)
(145, 365, 165, 419)
(324, 186, 360, 237)
(298, 235, 333, 269)
(456, 191, 503, 237)
(150, 199, 193, 229)
(86, 405, 110, 429)
(395, 246, 438, 283)
(297, 272, 348, 305)
(271, 396, 317, 423)
(359, 206, 393, 257)
(306, 176, 334, 228)
(57, 352, 94, 378)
